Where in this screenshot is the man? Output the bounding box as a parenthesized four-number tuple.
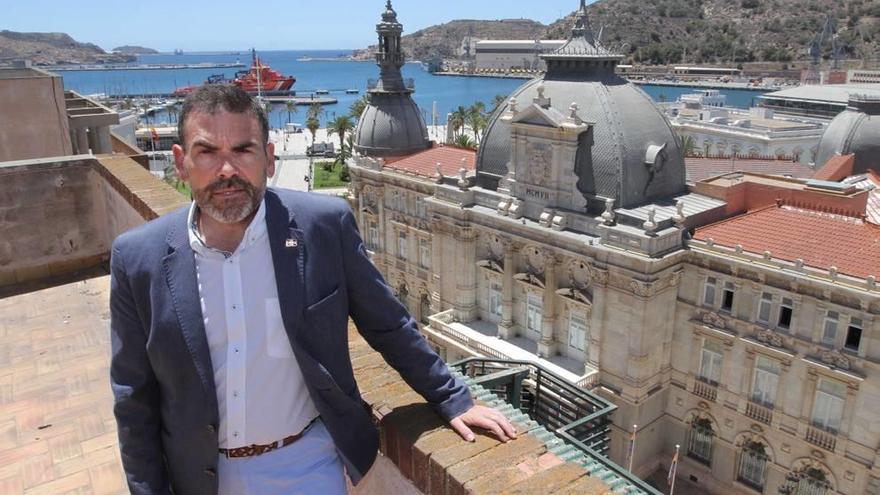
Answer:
(110, 85, 515, 495)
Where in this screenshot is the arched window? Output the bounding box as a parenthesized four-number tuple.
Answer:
(737, 440, 769, 490)
(779, 467, 832, 495)
(687, 417, 715, 466)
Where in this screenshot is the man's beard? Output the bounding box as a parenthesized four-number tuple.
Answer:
(193, 174, 265, 224)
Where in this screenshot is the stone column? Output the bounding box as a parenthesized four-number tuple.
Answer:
(498, 243, 515, 340)
(74, 127, 89, 155)
(356, 185, 365, 233)
(452, 228, 478, 322)
(377, 194, 386, 252)
(538, 254, 557, 358)
(587, 266, 608, 369)
(95, 126, 113, 154)
(87, 127, 100, 155)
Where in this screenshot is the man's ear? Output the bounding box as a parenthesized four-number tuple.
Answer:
(172, 144, 189, 181)
(266, 141, 276, 178)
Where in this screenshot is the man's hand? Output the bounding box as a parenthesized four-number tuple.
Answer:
(449, 405, 518, 443)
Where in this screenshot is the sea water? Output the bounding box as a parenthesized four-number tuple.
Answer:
(59, 50, 767, 128)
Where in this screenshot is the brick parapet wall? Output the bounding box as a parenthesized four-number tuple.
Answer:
(348, 325, 615, 494)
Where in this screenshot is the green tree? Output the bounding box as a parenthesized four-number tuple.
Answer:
(453, 134, 476, 150)
(491, 94, 508, 114)
(285, 100, 298, 124)
(449, 106, 468, 140)
(307, 102, 323, 121)
(679, 133, 699, 157)
(467, 101, 487, 141)
(306, 117, 320, 143)
(328, 115, 355, 163)
(349, 95, 369, 120)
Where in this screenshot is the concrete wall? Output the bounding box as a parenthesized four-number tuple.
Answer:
(0, 155, 175, 290)
(0, 70, 73, 162)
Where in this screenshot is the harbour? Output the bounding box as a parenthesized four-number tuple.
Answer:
(44, 62, 247, 71)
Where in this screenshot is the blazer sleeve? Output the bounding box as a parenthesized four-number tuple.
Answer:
(109, 242, 172, 495)
(339, 205, 474, 421)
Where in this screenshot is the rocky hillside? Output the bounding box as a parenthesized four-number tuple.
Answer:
(357, 0, 879, 65)
(112, 45, 159, 55)
(546, 0, 880, 65)
(0, 31, 135, 65)
(353, 19, 549, 61)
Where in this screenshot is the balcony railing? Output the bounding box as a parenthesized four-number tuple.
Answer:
(452, 358, 661, 495)
(805, 425, 837, 452)
(426, 310, 507, 361)
(693, 379, 718, 402)
(745, 400, 773, 425)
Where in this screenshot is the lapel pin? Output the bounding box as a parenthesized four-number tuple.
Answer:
(285, 238, 298, 248)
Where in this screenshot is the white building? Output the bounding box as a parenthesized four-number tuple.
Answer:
(475, 40, 566, 72)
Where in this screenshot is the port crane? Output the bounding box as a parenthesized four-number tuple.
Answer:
(808, 15, 845, 70)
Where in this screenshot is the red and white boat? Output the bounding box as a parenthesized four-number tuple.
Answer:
(172, 49, 295, 97)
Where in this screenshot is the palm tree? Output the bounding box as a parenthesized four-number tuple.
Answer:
(285, 100, 298, 124)
(306, 117, 320, 144)
(467, 101, 487, 141)
(307, 102, 323, 121)
(491, 94, 508, 114)
(678, 133, 698, 157)
(349, 95, 369, 121)
(328, 115, 355, 163)
(449, 106, 468, 139)
(453, 134, 476, 150)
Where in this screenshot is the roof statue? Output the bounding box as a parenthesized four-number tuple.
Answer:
(354, 1, 430, 157)
(476, 0, 686, 210)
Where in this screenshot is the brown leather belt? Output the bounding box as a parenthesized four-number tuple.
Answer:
(219, 418, 318, 459)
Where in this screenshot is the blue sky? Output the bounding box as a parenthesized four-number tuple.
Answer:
(6, 0, 596, 52)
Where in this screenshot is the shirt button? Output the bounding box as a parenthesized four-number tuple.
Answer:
(233, 391, 239, 398)
(232, 305, 237, 310)
(233, 431, 239, 438)
(234, 348, 240, 353)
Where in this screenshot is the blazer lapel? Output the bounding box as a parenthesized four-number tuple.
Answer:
(265, 191, 306, 344)
(162, 216, 218, 410)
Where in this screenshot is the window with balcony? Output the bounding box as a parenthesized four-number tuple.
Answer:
(568, 310, 587, 352)
(698, 340, 723, 385)
(845, 318, 863, 352)
(822, 311, 838, 346)
(488, 282, 502, 320)
(778, 297, 793, 331)
(687, 417, 715, 465)
(418, 238, 431, 270)
(811, 379, 845, 434)
(737, 441, 768, 491)
(751, 355, 779, 408)
(757, 292, 773, 324)
(367, 223, 379, 251)
(526, 293, 542, 336)
(721, 282, 735, 312)
(703, 277, 717, 307)
(782, 468, 831, 495)
(397, 231, 407, 261)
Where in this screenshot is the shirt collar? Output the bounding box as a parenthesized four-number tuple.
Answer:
(187, 197, 268, 257)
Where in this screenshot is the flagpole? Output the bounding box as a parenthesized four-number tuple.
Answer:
(669, 444, 680, 495)
(628, 424, 638, 472)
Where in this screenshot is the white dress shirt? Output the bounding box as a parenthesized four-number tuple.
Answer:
(188, 199, 319, 449)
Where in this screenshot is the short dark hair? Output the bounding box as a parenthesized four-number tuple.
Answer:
(177, 85, 269, 149)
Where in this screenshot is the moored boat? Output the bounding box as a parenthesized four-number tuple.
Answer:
(172, 49, 295, 97)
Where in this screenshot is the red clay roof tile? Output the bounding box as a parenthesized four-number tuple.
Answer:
(694, 205, 880, 280)
(382, 146, 476, 178)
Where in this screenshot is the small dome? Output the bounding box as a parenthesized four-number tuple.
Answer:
(814, 96, 880, 174)
(354, 93, 429, 157)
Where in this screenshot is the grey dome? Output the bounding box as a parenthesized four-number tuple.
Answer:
(814, 96, 880, 174)
(354, 93, 429, 156)
(353, 1, 430, 158)
(477, 75, 686, 209)
(476, 0, 685, 209)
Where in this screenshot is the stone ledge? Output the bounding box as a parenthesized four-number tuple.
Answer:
(348, 325, 616, 494)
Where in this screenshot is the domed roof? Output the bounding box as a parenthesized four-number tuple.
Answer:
(476, 1, 686, 209)
(354, 1, 430, 158)
(354, 93, 429, 157)
(814, 96, 880, 174)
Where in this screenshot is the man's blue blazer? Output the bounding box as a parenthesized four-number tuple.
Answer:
(109, 188, 473, 495)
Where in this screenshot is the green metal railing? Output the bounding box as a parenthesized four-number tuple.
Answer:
(452, 357, 662, 495)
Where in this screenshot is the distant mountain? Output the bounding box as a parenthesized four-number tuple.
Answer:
(0, 31, 135, 65)
(357, 0, 878, 66)
(112, 45, 159, 55)
(547, 0, 879, 65)
(352, 19, 549, 61)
